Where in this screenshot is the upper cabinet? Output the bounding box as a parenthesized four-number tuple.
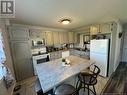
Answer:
(74, 32, 79, 43)
(90, 24, 100, 35)
(100, 23, 112, 34)
(45, 31, 53, 46)
(63, 32, 68, 43)
(59, 32, 69, 44)
(29, 29, 46, 40)
(53, 32, 60, 45)
(68, 32, 74, 43)
(9, 27, 29, 41)
(90, 22, 114, 35)
(59, 32, 64, 44)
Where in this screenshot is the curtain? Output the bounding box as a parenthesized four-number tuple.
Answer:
(0, 32, 6, 64)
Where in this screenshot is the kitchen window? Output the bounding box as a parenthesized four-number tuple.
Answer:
(0, 31, 6, 80)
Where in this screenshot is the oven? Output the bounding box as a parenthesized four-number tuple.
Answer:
(31, 46, 50, 94)
(32, 54, 50, 75)
(32, 53, 50, 94)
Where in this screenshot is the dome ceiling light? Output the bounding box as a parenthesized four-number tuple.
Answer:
(60, 19, 71, 25)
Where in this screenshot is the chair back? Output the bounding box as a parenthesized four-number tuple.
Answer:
(79, 65, 100, 85)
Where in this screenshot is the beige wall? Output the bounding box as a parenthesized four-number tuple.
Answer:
(0, 19, 14, 77)
(113, 21, 123, 71)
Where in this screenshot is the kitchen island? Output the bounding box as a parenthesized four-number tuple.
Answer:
(35, 55, 94, 93)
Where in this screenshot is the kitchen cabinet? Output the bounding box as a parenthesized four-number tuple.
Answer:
(68, 32, 74, 43)
(59, 32, 64, 44)
(90, 22, 114, 35)
(11, 41, 33, 81)
(90, 24, 100, 35)
(74, 32, 80, 43)
(53, 32, 60, 45)
(29, 29, 46, 40)
(9, 26, 33, 81)
(100, 23, 112, 34)
(63, 32, 69, 43)
(9, 27, 29, 41)
(50, 51, 62, 60)
(45, 31, 53, 46)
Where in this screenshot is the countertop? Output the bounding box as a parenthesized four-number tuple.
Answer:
(35, 55, 94, 93)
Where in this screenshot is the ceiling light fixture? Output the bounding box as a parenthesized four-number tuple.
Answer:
(61, 19, 71, 25)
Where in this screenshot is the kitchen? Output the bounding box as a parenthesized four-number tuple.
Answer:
(0, 0, 126, 95)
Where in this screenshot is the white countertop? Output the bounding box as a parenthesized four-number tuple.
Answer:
(35, 55, 94, 93)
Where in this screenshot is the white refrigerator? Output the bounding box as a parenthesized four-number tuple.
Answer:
(90, 39, 109, 77)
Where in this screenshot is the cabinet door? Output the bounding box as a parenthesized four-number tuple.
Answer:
(11, 41, 33, 81)
(59, 32, 64, 44)
(9, 27, 29, 41)
(45, 31, 53, 46)
(53, 32, 60, 45)
(30, 29, 46, 40)
(68, 32, 74, 43)
(90, 24, 100, 35)
(74, 32, 80, 43)
(100, 23, 111, 34)
(63, 32, 68, 43)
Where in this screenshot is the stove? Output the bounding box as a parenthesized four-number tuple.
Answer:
(32, 47, 50, 75)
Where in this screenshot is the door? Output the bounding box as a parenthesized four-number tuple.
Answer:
(9, 27, 29, 41)
(11, 41, 33, 81)
(68, 32, 74, 43)
(45, 31, 53, 46)
(100, 23, 111, 34)
(90, 39, 109, 77)
(90, 24, 100, 35)
(53, 32, 60, 45)
(63, 32, 68, 43)
(59, 32, 64, 44)
(122, 32, 127, 62)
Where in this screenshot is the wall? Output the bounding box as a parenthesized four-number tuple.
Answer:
(113, 21, 123, 71)
(121, 24, 127, 62)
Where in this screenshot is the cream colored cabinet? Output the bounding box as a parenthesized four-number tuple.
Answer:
(29, 29, 46, 40)
(100, 23, 112, 34)
(53, 32, 60, 45)
(59, 32, 68, 44)
(9, 27, 29, 41)
(59, 32, 64, 44)
(45, 31, 53, 46)
(11, 41, 33, 81)
(9, 26, 33, 81)
(74, 32, 80, 43)
(90, 24, 100, 35)
(90, 23, 113, 35)
(68, 32, 74, 43)
(63, 32, 68, 43)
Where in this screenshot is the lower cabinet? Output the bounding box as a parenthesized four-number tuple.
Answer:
(50, 51, 62, 60)
(11, 41, 33, 81)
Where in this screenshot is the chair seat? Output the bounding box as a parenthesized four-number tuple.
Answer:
(55, 84, 77, 95)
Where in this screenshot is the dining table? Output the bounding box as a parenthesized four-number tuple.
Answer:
(35, 55, 94, 93)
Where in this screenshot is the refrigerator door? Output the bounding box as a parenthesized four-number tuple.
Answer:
(90, 52, 108, 77)
(90, 39, 109, 55)
(90, 39, 109, 77)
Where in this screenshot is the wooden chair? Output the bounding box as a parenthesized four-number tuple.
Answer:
(76, 65, 100, 95)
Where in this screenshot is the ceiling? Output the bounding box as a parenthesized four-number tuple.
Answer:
(10, 0, 127, 30)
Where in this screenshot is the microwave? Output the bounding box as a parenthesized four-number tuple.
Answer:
(32, 39, 45, 46)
